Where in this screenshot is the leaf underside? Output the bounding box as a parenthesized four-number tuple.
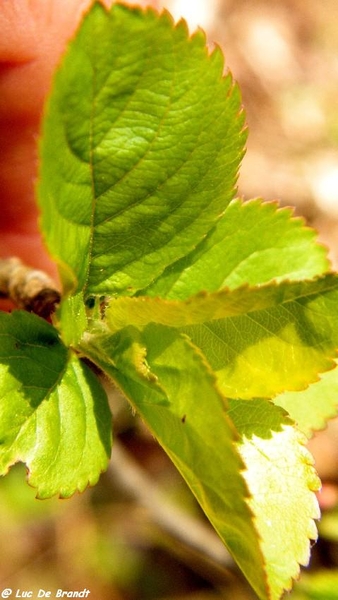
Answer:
(106, 274, 338, 399)
(275, 361, 338, 437)
(81, 325, 269, 600)
(0, 311, 112, 498)
(229, 399, 320, 598)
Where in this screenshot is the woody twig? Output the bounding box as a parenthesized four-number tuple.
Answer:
(0, 257, 61, 318)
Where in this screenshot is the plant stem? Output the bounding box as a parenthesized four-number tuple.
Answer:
(108, 440, 234, 572)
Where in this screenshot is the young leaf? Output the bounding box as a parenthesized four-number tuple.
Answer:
(275, 361, 338, 437)
(106, 273, 338, 330)
(80, 325, 269, 600)
(0, 311, 111, 498)
(105, 274, 338, 398)
(34, 2, 338, 599)
(142, 198, 330, 300)
(229, 399, 320, 599)
(181, 280, 338, 398)
(38, 2, 245, 297)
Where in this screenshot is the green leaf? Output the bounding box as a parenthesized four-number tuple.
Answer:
(105, 273, 338, 400)
(142, 198, 330, 299)
(275, 361, 338, 437)
(0, 311, 112, 498)
(229, 399, 320, 599)
(106, 273, 338, 331)
(180, 279, 338, 398)
(80, 325, 269, 600)
(38, 2, 245, 297)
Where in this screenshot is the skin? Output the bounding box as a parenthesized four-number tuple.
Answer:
(0, 0, 159, 283)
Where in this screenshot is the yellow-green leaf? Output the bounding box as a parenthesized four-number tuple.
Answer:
(229, 399, 320, 599)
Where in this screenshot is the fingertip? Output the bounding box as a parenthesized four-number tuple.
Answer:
(0, 1, 38, 63)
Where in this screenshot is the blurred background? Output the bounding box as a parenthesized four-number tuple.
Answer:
(2, 1, 338, 598)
